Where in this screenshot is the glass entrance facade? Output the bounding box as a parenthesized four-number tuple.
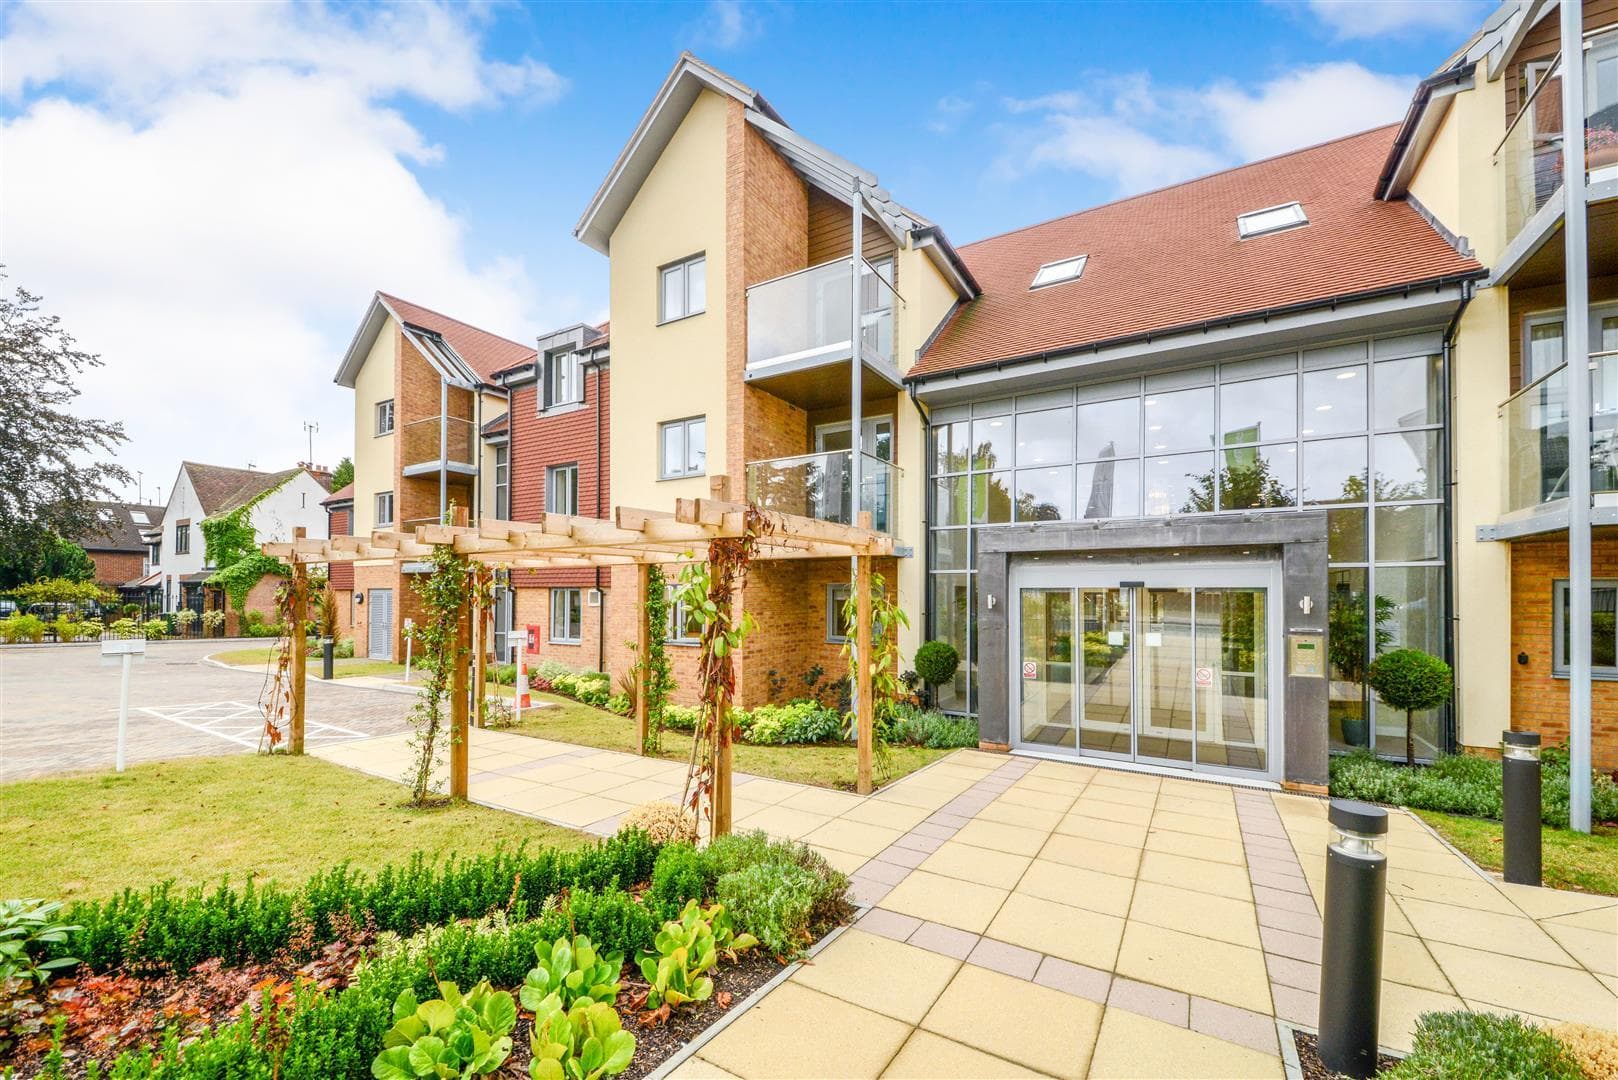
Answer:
(929, 332, 1450, 761)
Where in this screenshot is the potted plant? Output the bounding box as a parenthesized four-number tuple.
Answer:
(1367, 648, 1454, 766)
(1327, 591, 1395, 748)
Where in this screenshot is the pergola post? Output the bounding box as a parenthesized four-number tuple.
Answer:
(473, 569, 487, 729)
(855, 511, 874, 795)
(289, 526, 308, 756)
(634, 562, 651, 755)
(449, 506, 471, 800)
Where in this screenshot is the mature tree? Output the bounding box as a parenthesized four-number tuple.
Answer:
(0, 274, 130, 577)
(330, 456, 354, 490)
(0, 534, 96, 591)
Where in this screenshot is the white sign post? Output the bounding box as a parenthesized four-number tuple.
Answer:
(101, 637, 146, 772)
(403, 617, 415, 682)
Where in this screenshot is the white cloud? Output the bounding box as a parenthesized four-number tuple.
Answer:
(686, 1, 764, 51)
(926, 94, 976, 134)
(0, 1, 575, 497)
(997, 62, 1415, 193)
(1293, 0, 1490, 41)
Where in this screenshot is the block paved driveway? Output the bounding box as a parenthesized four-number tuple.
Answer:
(318, 729, 1618, 1078)
(0, 641, 412, 781)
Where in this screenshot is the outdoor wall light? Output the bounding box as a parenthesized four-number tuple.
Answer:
(356, 591, 365, 605)
(1517, 651, 1529, 665)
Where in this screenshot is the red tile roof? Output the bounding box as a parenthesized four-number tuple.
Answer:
(378, 293, 536, 383)
(322, 482, 354, 506)
(911, 126, 1482, 380)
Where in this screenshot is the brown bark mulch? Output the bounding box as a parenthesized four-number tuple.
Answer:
(1293, 1029, 1401, 1079)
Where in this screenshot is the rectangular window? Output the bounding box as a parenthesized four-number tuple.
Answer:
(1554, 579, 1618, 677)
(174, 521, 190, 555)
(659, 254, 706, 323)
(1237, 201, 1308, 239)
(826, 583, 851, 643)
(665, 586, 701, 644)
(375, 399, 395, 435)
(547, 463, 580, 515)
(375, 491, 394, 527)
(659, 416, 706, 479)
(544, 351, 582, 409)
(550, 588, 583, 644)
(494, 446, 510, 520)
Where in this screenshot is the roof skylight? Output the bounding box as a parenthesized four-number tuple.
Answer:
(1030, 255, 1087, 289)
(130, 510, 150, 524)
(1237, 202, 1307, 239)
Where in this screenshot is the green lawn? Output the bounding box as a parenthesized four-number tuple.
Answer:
(211, 647, 408, 680)
(0, 755, 587, 902)
(499, 693, 955, 791)
(1414, 809, 1618, 896)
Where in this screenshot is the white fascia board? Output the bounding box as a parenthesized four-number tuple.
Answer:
(1488, 0, 1552, 81)
(333, 294, 391, 388)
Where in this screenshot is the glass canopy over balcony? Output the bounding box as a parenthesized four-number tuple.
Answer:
(1501, 350, 1618, 517)
(401, 416, 477, 477)
(745, 258, 904, 409)
(745, 449, 900, 535)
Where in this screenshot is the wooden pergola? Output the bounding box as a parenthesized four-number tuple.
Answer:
(264, 491, 893, 831)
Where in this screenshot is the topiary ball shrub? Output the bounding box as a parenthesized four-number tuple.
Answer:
(913, 640, 960, 702)
(1384, 1011, 1583, 1079)
(1367, 648, 1453, 766)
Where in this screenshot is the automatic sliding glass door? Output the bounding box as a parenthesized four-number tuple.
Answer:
(1136, 587, 1195, 766)
(1078, 588, 1133, 756)
(1018, 589, 1075, 747)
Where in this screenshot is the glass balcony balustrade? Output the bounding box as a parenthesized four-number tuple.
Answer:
(401, 416, 476, 474)
(744, 450, 900, 535)
(746, 258, 899, 372)
(1501, 351, 1618, 515)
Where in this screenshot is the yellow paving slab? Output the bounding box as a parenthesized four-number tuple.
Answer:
(697, 982, 911, 1080)
(1426, 941, 1618, 1028)
(601, 778, 685, 805)
(1397, 897, 1578, 966)
(918, 840, 1035, 889)
(801, 817, 906, 859)
(665, 1056, 741, 1079)
(1381, 932, 1456, 994)
(1113, 922, 1272, 1014)
(1041, 833, 1145, 878)
(881, 1030, 1047, 1079)
(871, 783, 959, 810)
(1499, 883, 1618, 921)
(807, 844, 869, 874)
(557, 769, 654, 796)
(1386, 869, 1519, 914)
(1147, 809, 1242, 841)
(730, 803, 831, 840)
(1156, 778, 1234, 804)
(880, 870, 1009, 934)
(1013, 773, 1092, 796)
(730, 777, 808, 806)
(987, 892, 1127, 971)
(1087, 1007, 1283, 1079)
(780, 785, 867, 816)
(1068, 797, 1156, 826)
(599, 754, 683, 779)
(838, 798, 932, 831)
(954, 817, 1051, 858)
(1546, 902, 1618, 934)
(1088, 770, 1161, 792)
(1055, 812, 1149, 849)
(1152, 795, 1240, 821)
(1127, 880, 1259, 948)
(1144, 828, 1246, 866)
(1079, 785, 1160, 809)
(498, 783, 605, 815)
(1014, 859, 1137, 918)
(978, 799, 1066, 832)
(1377, 982, 1467, 1055)
(545, 794, 633, 827)
(790, 929, 961, 1024)
(920, 964, 1104, 1080)
(470, 774, 543, 800)
(998, 784, 1080, 812)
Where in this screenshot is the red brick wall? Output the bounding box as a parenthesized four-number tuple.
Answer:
(1509, 533, 1618, 771)
(88, 550, 145, 588)
(395, 327, 474, 526)
(514, 584, 607, 673)
(508, 367, 610, 593)
(352, 562, 403, 661)
(326, 507, 353, 590)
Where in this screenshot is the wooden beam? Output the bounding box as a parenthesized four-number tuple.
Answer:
(289, 526, 308, 756)
(634, 563, 650, 756)
(449, 506, 471, 800)
(855, 512, 873, 796)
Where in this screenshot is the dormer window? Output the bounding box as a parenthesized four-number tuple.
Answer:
(1237, 202, 1307, 239)
(1030, 255, 1087, 290)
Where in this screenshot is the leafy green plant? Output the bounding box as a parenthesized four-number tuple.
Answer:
(886, 705, 978, 749)
(1366, 647, 1453, 766)
(0, 899, 81, 984)
(714, 862, 819, 960)
(912, 640, 959, 704)
(142, 617, 169, 640)
(526, 993, 636, 1080)
(403, 541, 471, 805)
(0, 613, 46, 643)
(520, 934, 623, 1012)
(637, 904, 718, 1010)
(741, 701, 842, 745)
(691, 900, 756, 962)
(1329, 745, 1618, 828)
(1383, 1011, 1583, 1079)
(372, 980, 517, 1079)
(839, 570, 910, 780)
(634, 564, 674, 754)
(202, 608, 227, 635)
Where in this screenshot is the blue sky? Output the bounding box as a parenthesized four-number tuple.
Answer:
(0, 0, 1490, 497)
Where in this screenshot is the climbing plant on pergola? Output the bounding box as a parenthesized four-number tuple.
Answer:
(264, 490, 892, 833)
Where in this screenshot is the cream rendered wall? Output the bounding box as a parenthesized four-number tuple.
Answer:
(1406, 62, 1512, 753)
(478, 391, 509, 519)
(351, 322, 397, 535)
(608, 90, 730, 511)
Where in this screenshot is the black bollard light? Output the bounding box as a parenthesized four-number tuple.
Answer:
(322, 638, 335, 680)
(1502, 731, 1543, 887)
(1318, 799, 1389, 1079)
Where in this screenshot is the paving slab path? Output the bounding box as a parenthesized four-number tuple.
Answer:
(313, 730, 1618, 1078)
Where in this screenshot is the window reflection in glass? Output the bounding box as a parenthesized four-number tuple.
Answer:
(1326, 567, 1372, 749)
(1076, 397, 1141, 460)
(1327, 508, 1367, 562)
(1303, 436, 1368, 504)
(1375, 504, 1442, 562)
(1145, 451, 1215, 515)
(933, 421, 970, 475)
(1017, 408, 1074, 467)
(1015, 466, 1073, 521)
(1374, 355, 1441, 430)
(971, 417, 1013, 470)
(931, 575, 972, 711)
(1221, 374, 1297, 445)
(1143, 388, 1213, 454)
(1373, 430, 1440, 501)
(1527, 321, 1564, 385)
(1371, 564, 1446, 761)
(972, 471, 1012, 523)
(1219, 444, 1297, 509)
(1077, 459, 1140, 518)
(933, 529, 969, 571)
(1302, 366, 1367, 437)
(934, 476, 969, 526)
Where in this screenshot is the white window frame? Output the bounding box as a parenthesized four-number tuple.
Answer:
(826, 583, 852, 644)
(665, 586, 701, 645)
(1236, 201, 1308, 239)
(659, 254, 706, 324)
(1553, 578, 1618, 680)
(659, 416, 706, 479)
(1522, 303, 1618, 386)
(375, 490, 395, 527)
(1030, 255, 1087, 290)
(375, 399, 395, 436)
(547, 463, 580, 515)
(543, 351, 582, 410)
(550, 588, 583, 644)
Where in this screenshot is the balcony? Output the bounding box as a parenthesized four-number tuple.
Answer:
(745, 450, 900, 535)
(745, 258, 904, 409)
(1497, 351, 1618, 526)
(401, 416, 477, 477)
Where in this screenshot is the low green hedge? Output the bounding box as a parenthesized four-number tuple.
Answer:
(1383, 1011, 1584, 1079)
(1328, 745, 1618, 828)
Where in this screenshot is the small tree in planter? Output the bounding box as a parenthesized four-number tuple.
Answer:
(173, 608, 198, 637)
(913, 639, 960, 708)
(1367, 648, 1453, 766)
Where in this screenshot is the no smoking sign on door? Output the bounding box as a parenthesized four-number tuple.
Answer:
(1022, 660, 1038, 680)
(1194, 666, 1214, 688)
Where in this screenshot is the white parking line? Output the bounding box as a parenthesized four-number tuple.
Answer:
(135, 701, 371, 748)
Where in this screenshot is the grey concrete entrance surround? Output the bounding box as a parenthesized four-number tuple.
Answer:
(975, 513, 1331, 787)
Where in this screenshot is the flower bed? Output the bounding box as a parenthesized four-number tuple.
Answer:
(2, 831, 850, 1079)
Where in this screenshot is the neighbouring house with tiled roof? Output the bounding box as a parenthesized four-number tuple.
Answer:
(71, 501, 165, 594)
(149, 462, 331, 615)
